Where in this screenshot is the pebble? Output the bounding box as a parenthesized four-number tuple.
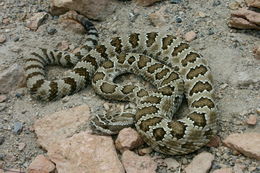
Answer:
(18, 142, 26, 151)
(208, 28, 215, 35)
(0, 95, 7, 103)
(184, 31, 197, 42)
(0, 34, 6, 43)
(176, 17, 182, 23)
(13, 36, 19, 42)
(0, 136, 5, 145)
(170, 0, 182, 4)
(213, 0, 221, 6)
(246, 114, 257, 125)
(256, 108, 260, 115)
(0, 154, 5, 160)
(12, 122, 23, 134)
(47, 27, 57, 35)
(15, 93, 22, 98)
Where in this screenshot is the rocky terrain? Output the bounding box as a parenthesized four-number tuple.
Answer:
(0, 0, 259, 172)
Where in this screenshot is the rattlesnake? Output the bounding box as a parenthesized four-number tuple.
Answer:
(25, 13, 217, 155)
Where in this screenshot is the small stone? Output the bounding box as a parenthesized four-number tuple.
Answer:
(0, 34, 6, 43)
(256, 107, 260, 114)
(213, 0, 221, 6)
(0, 137, 5, 145)
(2, 18, 10, 24)
(253, 46, 260, 59)
(18, 142, 26, 151)
(184, 152, 214, 173)
(184, 31, 197, 42)
(15, 93, 22, 98)
(122, 150, 157, 173)
(198, 11, 207, 18)
(0, 154, 4, 160)
(27, 155, 56, 173)
(223, 133, 260, 160)
(26, 12, 48, 31)
(0, 95, 7, 103)
(47, 27, 57, 35)
(12, 122, 23, 134)
(208, 28, 215, 35)
(246, 114, 257, 125)
(164, 158, 180, 170)
(149, 10, 166, 27)
(13, 36, 19, 42)
(176, 17, 182, 23)
(212, 168, 233, 173)
(138, 147, 153, 155)
(170, 0, 182, 4)
(115, 128, 144, 152)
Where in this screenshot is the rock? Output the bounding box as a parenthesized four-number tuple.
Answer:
(256, 107, 260, 114)
(18, 142, 26, 151)
(253, 46, 260, 59)
(233, 163, 245, 173)
(115, 127, 144, 153)
(184, 152, 214, 173)
(164, 158, 180, 170)
(223, 133, 260, 160)
(48, 132, 124, 173)
(0, 95, 7, 103)
(228, 1, 243, 10)
(27, 155, 56, 173)
(50, 0, 117, 20)
(0, 64, 26, 94)
(133, 0, 162, 6)
(122, 150, 157, 173)
(212, 168, 233, 173)
(245, 0, 260, 8)
(206, 135, 221, 148)
(47, 27, 57, 35)
(184, 31, 197, 42)
(176, 16, 182, 23)
(138, 147, 153, 155)
(0, 34, 6, 43)
(26, 12, 48, 31)
(12, 122, 23, 134)
(229, 8, 260, 30)
(34, 105, 91, 150)
(2, 18, 10, 25)
(246, 114, 257, 125)
(148, 7, 166, 27)
(170, 0, 182, 4)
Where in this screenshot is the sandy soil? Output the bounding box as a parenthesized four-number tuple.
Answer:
(0, 0, 259, 172)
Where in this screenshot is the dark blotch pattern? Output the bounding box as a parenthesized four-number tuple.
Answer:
(110, 37, 123, 54)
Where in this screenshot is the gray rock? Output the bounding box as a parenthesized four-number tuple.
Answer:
(12, 122, 23, 134)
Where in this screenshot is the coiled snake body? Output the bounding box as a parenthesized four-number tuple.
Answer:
(25, 13, 217, 155)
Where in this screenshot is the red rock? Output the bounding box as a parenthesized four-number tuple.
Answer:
(26, 12, 48, 31)
(229, 8, 260, 30)
(253, 46, 260, 59)
(115, 127, 144, 153)
(27, 155, 56, 173)
(0, 95, 7, 103)
(34, 105, 91, 150)
(148, 7, 166, 27)
(0, 34, 6, 43)
(2, 18, 10, 24)
(48, 132, 124, 173)
(122, 150, 157, 173)
(184, 152, 214, 173)
(133, 0, 162, 6)
(212, 168, 233, 173)
(184, 31, 197, 42)
(245, 0, 260, 8)
(57, 40, 69, 51)
(246, 114, 257, 125)
(0, 64, 26, 94)
(223, 133, 260, 160)
(50, 0, 116, 20)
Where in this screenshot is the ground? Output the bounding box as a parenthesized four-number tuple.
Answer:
(0, 0, 259, 172)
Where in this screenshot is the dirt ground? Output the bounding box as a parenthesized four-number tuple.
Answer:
(0, 0, 259, 172)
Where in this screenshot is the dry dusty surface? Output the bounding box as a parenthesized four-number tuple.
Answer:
(0, 0, 259, 172)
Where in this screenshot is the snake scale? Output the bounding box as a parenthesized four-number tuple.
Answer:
(25, 13, 217, 155)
